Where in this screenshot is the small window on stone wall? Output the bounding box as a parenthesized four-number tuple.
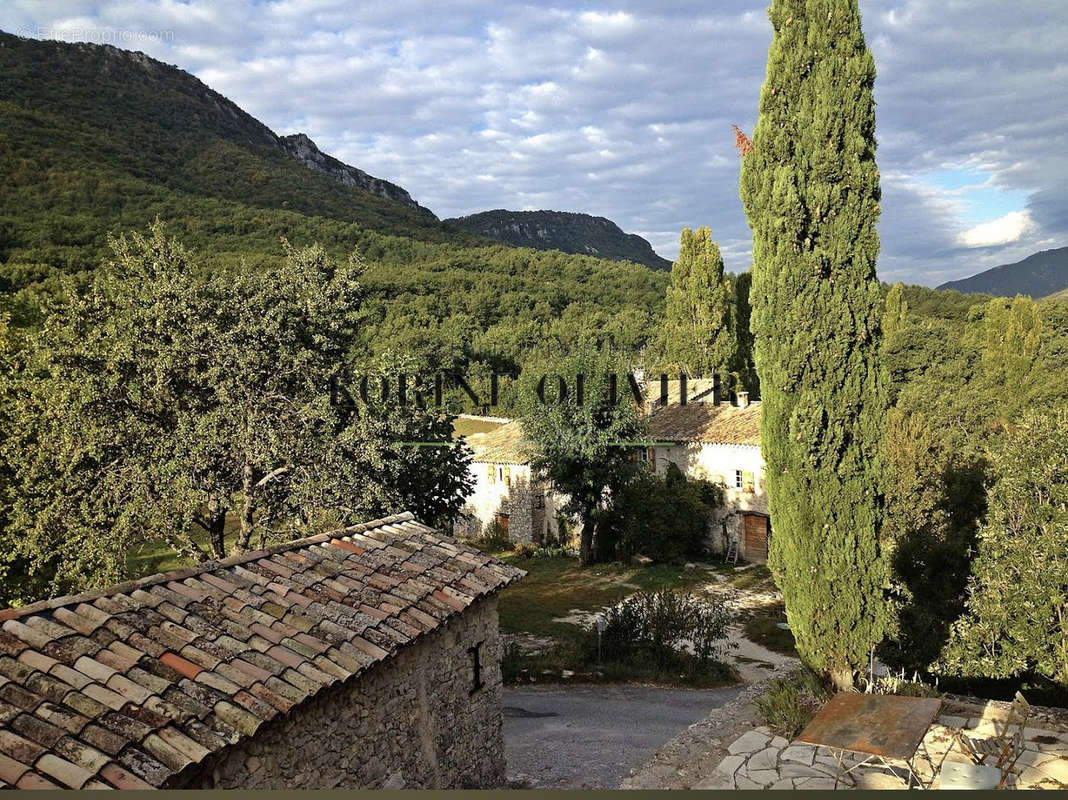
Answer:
(468, 641, 485, 695)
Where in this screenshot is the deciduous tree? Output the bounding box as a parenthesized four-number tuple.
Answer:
(1, 224, 471, 600)
(518, 349, 646, 565)
(938, 408, 1068, 687)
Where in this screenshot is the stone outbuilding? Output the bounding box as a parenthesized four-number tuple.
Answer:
(0, 512, 523, 789)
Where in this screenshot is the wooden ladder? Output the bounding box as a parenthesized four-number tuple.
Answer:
(724, 538, 739, 564)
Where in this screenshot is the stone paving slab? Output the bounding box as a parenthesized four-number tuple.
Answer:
(710, 714, 1068, 790)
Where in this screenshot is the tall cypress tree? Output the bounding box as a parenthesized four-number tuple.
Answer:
(739, 0, 889, 688)
(663, 227, 738, 382)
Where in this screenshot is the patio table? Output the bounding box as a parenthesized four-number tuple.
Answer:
(795, 693, 943, 789)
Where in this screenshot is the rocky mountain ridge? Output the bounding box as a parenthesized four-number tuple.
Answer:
(445, 209, 671, 270)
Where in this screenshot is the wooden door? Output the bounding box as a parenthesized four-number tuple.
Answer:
(496, 513, 510, 538)
(743, 513, 769, 564)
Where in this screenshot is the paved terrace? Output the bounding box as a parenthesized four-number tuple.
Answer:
(695, 697, 1068, 790)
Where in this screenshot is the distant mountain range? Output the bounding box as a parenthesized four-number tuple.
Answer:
(937, 247, 1068, 297)
(445, 209, 672, 271)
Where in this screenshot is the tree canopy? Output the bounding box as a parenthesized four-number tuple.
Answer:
(937, 408, 1068, 687)
(517, 349, 647, 565)
(0, 225, 472, 603)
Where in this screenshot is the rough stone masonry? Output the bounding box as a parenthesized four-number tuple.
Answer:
(183, 596, 505, 790)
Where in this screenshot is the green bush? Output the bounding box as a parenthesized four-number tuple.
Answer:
(501, 641, 524, 684)
(475, 519, 512, 552)
(755, 667, 831, 737)
(604, 463, 721, 563)
(591, 589, 734, 676)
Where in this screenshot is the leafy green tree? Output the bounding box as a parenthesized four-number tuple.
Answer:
(937, 408, 1068, 687)
(739, 0, 889, 689)
(605, 462, 722, 563)
(1, 225, 471, 600)
(517, 349, 646, 565)
(978, 295, 1042, 395)
(880, 408, 982, 672)
(662, 227, 738, 382)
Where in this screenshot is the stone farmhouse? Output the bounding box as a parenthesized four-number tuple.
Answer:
(645, 393, 769, 563)
(0, 513, 523, 790)
(453, 387, 769, 562)
(453, 420, 568, 545)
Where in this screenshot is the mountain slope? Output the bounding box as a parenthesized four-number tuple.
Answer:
(937, 247, 1068, 297)
(279, 133, 435, 218)
(0, 30, 449, 277)
(0, 30, 667, 334)
(445, 209, 672, 270)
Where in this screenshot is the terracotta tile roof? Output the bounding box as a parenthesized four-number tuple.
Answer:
(642, 378, 717, 411)
(464, 420, 529, 465)
(0, 513, 523, 789)
(648, 401, 762, 446)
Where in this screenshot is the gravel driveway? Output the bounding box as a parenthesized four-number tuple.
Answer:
(503, 684, 743, 789)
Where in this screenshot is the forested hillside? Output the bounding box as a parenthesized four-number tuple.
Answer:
(0, 31, 667, 378)
(937, 246, 1068, 297)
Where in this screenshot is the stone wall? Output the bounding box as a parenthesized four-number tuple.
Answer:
(178, 596, 506, 790)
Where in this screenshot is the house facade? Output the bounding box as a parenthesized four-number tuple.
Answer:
(647, 396, 770, 563)
(453, 420, 567, 545)
(0, 513, 523, 790)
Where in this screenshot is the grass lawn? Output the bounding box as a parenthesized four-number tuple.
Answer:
(493, 553, 714, 638)
(487, 552, 753, 687)
(125, 515, 241, 578)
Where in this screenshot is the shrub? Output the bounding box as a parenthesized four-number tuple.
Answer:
(501, 641, 524, 684)
(755, 666, 831, 737)
(591, 589, 734, 676)
(604, 463, 721, 563)
(475, 519, 512, 552)
(528, 544, 579, 559)
(512, 541, 535, 558)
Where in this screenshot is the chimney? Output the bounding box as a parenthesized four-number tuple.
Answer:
(737, 391, 750, 409)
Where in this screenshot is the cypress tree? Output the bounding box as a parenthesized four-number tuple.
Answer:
(883, 283, 908, 337)
(663, 227, 738, 382)
(739, 0, 889, 688)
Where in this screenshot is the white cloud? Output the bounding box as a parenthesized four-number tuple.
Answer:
(2, 0, 1067, 283)
(957, 210, 1036, 248)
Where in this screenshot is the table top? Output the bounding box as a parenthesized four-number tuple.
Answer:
(795, 693, 943, 760)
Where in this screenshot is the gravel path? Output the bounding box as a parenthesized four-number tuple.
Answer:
(503, 684, 743, 789)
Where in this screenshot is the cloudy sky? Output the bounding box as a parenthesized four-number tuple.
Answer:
(4, 1, 1067, 285)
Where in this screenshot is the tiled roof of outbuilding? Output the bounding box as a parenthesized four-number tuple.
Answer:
(648, 401, 762, 446)
(0, 513, 523, 789)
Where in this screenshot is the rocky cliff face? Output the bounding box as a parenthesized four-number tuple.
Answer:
(444, 209, 671, 270)
(280, 133, 436, 219)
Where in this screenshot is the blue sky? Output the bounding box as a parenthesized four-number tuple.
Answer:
(3, 0, 1067, 286)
